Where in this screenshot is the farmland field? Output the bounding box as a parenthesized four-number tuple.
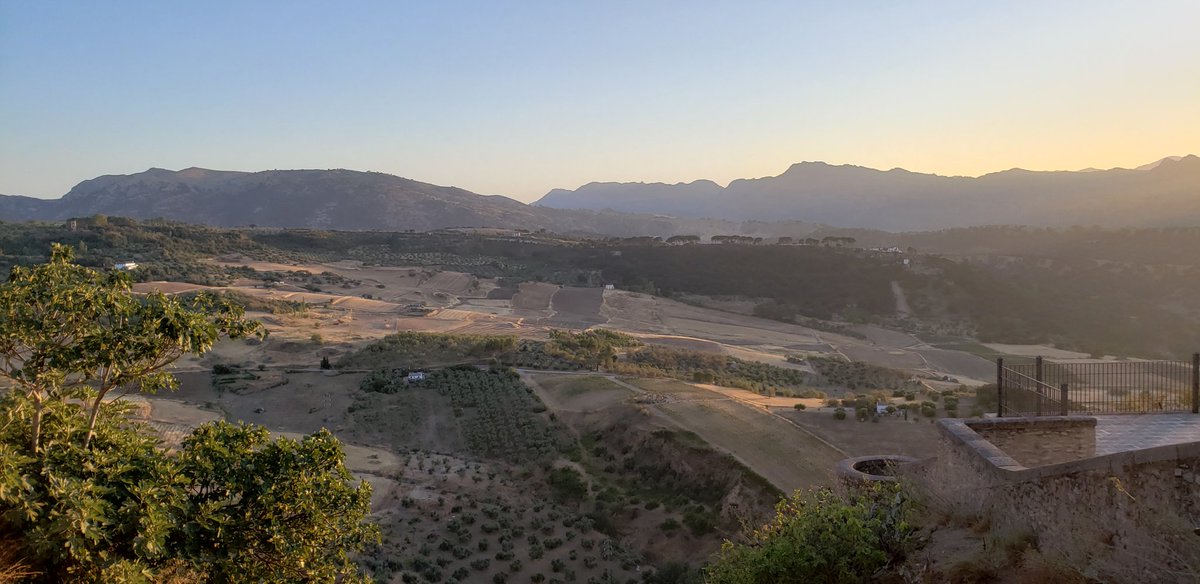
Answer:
(620, 376, 716, 401)
(526, 374, 633, 412)
(654, 398, 843, 492)
(774, 407, 941, 458)
(548, 286, 604, 320)
(511, 282, 558, 311)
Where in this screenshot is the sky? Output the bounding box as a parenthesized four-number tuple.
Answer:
(1, 1, 1198, 203)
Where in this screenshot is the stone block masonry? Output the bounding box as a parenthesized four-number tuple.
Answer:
(916, 416, 1200, 582)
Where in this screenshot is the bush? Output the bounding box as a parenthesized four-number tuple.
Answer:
(794, 403, 807, 410)
(833, 407, 847, 420)
(706, 485, 914, 584)
(547, 467, 588, 503)
(683, 508, 717, 536)
(975, 384, 999, 411)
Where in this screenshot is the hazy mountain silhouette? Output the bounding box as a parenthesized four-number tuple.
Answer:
(0, 167, 822, 237)
(536, 156, 1200, 230)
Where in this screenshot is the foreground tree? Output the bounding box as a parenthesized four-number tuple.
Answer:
(705, 486, 913, 584)
(0, 244, 262, 451)
(0, 246, 377, 582)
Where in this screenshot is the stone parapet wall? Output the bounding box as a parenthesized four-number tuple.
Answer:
(918, 417, 1200, 581)
(967, 417, 1096, 467)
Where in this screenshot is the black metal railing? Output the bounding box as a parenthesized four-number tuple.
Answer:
(997, 354, 1200, 416)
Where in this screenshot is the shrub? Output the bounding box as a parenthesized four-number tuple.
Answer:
(975, 384, 999, 411)
(706, 485, 913, 584)
(683, 509, 717, 536)
(547, 467, 588, 503)
(794, 403, 806, 410)
(833, 407, 848, 420)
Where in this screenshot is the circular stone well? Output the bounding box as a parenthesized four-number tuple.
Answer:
(835, 455, 918, 485)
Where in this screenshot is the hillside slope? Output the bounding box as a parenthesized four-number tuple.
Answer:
(537, 156, 1200, 230)
(0, 167, 824, 237)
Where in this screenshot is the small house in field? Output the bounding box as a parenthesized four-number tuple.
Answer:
(407, 371, 427, 383)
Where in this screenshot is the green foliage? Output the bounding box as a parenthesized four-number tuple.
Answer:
(644, 562, 704, 584)
(803, 356, 909, 390)
(172, 423, 376, 582)
(682, 507, 717, 536)
(618, 346, 813, 392)
(705, 485, 914, 584)
(0, 248, 374, 582)
(430, 366, 564, 462)
(542, 329, 642, 370)
(975, 384, 999, 411)
(546, 467, 589, 504)
(342, 331, 518, 369)
(833, 408, 847, 420)
(0, 244, 263, 451)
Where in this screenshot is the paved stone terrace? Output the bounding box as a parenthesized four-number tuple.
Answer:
(1094, 413, 1200, 455)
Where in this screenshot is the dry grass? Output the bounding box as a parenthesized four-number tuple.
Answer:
(0, 536, 36, 583)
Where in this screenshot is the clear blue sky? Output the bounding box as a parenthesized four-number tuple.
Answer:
(2, 0, 1198, 201)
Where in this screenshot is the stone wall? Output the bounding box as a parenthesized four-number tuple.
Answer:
(967, 417, 1096, 467)
(918, 417, 1200, 582)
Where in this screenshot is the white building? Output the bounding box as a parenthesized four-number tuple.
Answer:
(114, 262, 139, 271)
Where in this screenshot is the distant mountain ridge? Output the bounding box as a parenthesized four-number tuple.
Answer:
(0, 167, 821, 238)
(536, 156, 1200, 230)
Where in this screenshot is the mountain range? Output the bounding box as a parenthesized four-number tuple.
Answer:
(536, 155, 1200, 231)
(0, 167, 819, 238)
(3, 156, 1198, 235)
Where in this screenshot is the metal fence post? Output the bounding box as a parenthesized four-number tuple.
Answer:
(1035, 356, 1044, 416)
(1192, 353, 1199, 414)
(1060, 383, 1069, 416)
(996, 357, 1004, 417)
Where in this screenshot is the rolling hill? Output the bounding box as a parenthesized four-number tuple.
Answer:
(536, 155, 1200, 231)
(0, 167, 821, 237)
